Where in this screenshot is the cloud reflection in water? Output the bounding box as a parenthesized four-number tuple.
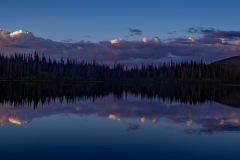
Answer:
(0, 93, 240, 134)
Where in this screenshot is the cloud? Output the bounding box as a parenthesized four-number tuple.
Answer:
(187, 27, 199, 33)
(61, 39, 75, 43)
(187, 27, 240, 39)
(202, 29, 240, 38)
(127, 124, 140, 131)
(167, 31, 174, 35)
(10, 30, 34, 39)
(109, 38, 123, 44)
(127, 28, 142, 37)
(0, 28, 240, 65)
(197, 37, 224, 45)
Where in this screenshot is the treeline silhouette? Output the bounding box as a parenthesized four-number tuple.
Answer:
(0, 52, 239, 82)
(0, 82, 239, 108)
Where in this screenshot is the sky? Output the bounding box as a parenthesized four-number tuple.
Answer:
(1, 0, 240, 64)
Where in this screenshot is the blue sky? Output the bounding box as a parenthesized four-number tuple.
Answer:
(1, 0, 240, 64)
(2, 0, 240, 42)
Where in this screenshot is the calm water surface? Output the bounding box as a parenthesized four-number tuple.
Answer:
(0, 83, 240, 160)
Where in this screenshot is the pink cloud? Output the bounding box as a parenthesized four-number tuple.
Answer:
(0, 28, 240, 65)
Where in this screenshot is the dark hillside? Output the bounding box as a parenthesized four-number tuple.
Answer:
(212, 56, 240, 65)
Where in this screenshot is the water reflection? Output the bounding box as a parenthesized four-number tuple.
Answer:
(0, 82, 240, 134)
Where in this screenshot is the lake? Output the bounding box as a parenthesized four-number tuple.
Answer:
(0, 82, 240, 160)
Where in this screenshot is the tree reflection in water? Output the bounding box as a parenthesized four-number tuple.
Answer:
(0, 82, 240, 133)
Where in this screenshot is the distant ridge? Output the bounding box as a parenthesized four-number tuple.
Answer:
(211, 56, 240, 65)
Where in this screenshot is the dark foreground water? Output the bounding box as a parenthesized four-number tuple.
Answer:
(0, 82, 240, 160)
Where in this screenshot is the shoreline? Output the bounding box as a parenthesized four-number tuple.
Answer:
(0, 79, 239, 87)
